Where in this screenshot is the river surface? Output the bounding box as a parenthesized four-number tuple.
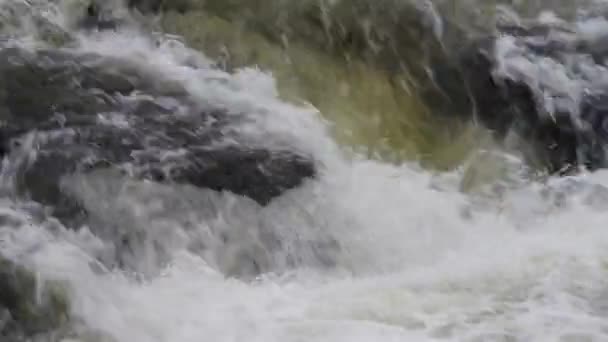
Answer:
(3, 1, 608, 341)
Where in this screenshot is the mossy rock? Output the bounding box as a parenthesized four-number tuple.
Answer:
(0, 256, 70, 339)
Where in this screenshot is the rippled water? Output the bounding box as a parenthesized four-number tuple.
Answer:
(3, 1, 608, 341)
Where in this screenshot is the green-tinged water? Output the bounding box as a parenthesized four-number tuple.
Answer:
(160, 1, 485, 170)
(0, 255, 69, 339)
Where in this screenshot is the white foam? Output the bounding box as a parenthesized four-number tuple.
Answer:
(3, 1, 608, 341)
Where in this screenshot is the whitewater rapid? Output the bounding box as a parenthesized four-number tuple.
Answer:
(3, 1, 608, 342)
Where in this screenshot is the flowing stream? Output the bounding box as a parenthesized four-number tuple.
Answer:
(3, 1, 608, 341)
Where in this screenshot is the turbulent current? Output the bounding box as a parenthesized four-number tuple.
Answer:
(3, 0, 608, 341)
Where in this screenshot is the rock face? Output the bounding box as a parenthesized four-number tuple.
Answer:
(458, 20, 608, 174)
(0, 46, 315, 225)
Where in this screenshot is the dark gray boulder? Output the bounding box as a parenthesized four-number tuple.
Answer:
(457, 21, 608, 174)
(0, 47, 315, 226)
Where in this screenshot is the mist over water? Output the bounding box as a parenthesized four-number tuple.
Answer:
(3, 1, 608, 341)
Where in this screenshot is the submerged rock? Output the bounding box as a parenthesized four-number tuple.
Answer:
(0, 45, 319, 279)
(62, 169, 338, 279)
(0, 47, 315, 225)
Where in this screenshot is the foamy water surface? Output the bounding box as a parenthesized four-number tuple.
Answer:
(3, 1, 608, 341)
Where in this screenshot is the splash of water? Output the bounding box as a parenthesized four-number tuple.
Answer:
(2, 1, 608, 342)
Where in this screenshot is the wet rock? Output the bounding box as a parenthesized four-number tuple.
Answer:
(456, 20, 608, 174)
(135, 147, 315, 205)
(0, 256, 69, 339)
(0, 47, 315, 225)
(0, 45, 317, 279)
(460, 52, 577, 173)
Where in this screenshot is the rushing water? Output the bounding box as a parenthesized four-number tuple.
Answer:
(4, 1, 608, 341)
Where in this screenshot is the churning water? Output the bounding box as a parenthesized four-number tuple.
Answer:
(3, 0, 608, 341)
